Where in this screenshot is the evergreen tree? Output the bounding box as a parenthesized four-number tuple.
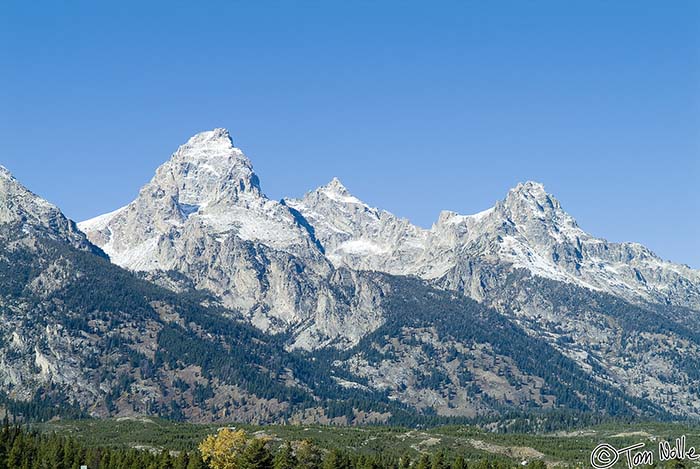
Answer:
(431, 451, 447, 469)
(296, 440, 323, 469)
(323, 448, 351, 469)
(174, 450, 190, 469)
(526, 461, 546, 469)
(273, 442, 297, 469)
(470, 459, 492, 469)
(415, 455, 430, 469)
(158, 449, 175, 469)
(187, 452, 206, 469)
(7, 432, 24, 469)
(240, 438, 273, 469)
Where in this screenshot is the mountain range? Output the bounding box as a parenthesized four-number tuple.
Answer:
(1, 128, 698, 424)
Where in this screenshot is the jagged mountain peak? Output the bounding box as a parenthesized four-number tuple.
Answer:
(152, 128, 261, 206)
(325, 177, 349, 193)
(498, 181, 580, 238)
(510, 180, 547, 194)
(171, 128, 242, 167)
(188, 127, 233, 144)
(0, 164, 102, 255)
(0, 164, 56, 220)
(315, 177, 368, 206)
(0, 165, 15, 181)
(79, 129, 328, 287)
(503, 181, 561, 212)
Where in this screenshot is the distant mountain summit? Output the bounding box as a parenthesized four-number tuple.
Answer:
(79, 128, 318, 267)
(289, 174, 700, 310)
(79, 130, 386, 350)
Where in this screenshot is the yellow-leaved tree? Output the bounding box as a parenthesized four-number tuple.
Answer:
(199, 428, 250, 469)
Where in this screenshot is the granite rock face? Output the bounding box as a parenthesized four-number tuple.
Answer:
(289, 177, 700, 416)
(79, 130, 386, 349)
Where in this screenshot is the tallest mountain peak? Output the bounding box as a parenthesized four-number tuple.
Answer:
(186, 128, 234, 147)
(175, 128, 240, 163)
(152, 128, 261, 205)
(509, 180, 547, 197)
(504, 180, 560, 210)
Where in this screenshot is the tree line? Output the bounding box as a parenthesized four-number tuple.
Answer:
(0, 422, 552, 469)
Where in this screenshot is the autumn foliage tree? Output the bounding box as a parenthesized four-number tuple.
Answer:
(199, 428, 250, 469)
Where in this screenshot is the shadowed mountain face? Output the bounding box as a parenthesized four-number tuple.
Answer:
(1, 128, 698, 422)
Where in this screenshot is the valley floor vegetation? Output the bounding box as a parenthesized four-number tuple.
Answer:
(18, 417, 700, 469)
(0, 422, 544, 469)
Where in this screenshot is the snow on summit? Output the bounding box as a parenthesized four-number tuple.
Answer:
(79, 128, 321, 270)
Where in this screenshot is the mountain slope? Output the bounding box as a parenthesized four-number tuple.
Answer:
(290, 178, 700, 416)
(3, 164, 669, 424)
(0, 165, 103, 257)
(71, 128, 700, 420)
(324, 274, 666, 419)
(0, 165, 416, 423)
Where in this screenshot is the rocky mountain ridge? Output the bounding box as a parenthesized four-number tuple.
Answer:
(1, 162, 661, 423)
(2, 127, 699, 422)
(288, 177, 700, 310)
(80, 129, 700, 356)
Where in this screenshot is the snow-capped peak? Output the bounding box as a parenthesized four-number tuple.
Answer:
(325, 177, 348, 192)
(0, 165, 16, 182)
(317, 178, 367, 206)
(149, 128, 261, 207)
(187, 127, 233, 145)
(501, 181, 571, 226)
(504, 181, 554, 207)
(80, 129, 324, 272)
(511, 180, 546, 194)
(173, 128, 242, 168)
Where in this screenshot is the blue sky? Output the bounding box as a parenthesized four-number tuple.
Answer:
(1, 1, 698, 267)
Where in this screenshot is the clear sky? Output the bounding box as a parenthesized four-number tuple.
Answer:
(1, 1, 698, 267)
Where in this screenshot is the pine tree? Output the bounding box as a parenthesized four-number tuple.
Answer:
(431, 451, 447, 469)
(174, 450, 190, 469)
(296, 440, 322, 469)
(526, 461, 546, 469)
(273, 442, 297, 469)
(415, 455, 430, 469)
(322, 448, 351, 469)
(471, 459, 492, 469)
(158, 449, 175, 469)
(187, 452, 206, 469)
(239, 438, 273, 469)
(7, 432, 24, 469)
